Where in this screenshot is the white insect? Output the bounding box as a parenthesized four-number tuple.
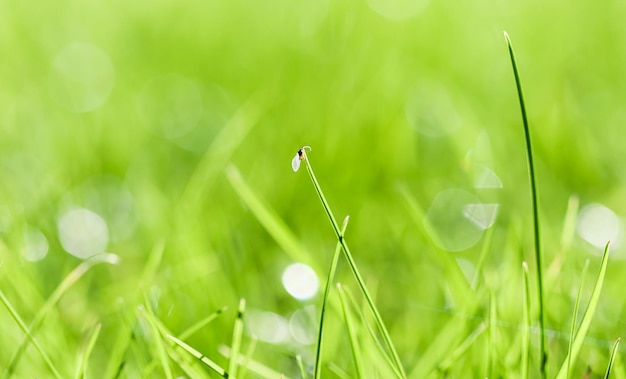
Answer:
(291, 146, 311, 172)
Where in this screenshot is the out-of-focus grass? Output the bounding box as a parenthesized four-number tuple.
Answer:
(1, 0, 625, 377)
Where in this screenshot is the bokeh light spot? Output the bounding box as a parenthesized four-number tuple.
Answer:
(425, 188, 486, 252)
(48, 42, 115, 113)
(57, 207, 109, 259)
(366, 0, 429, 20)
(247, 311, 290, 344)
(137, 73, 204, 140)
(474, 166, 503, 189)
(577, 203, 622, 249)
(22, 226, 49, 262)
(463, 203, 499, 230)
(282, 263, 319, 300)
(288, 305, 317, 345)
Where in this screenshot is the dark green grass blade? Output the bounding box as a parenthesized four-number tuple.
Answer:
(504, 31, 546, 377)
(74, 323, 102, 379)
(522, 262, 531, 379)
(303, 153, 406, 378)
(314, 215, 350, 379)
(228, 298, 246, 378)
(5, 253, 120, 378)
(556, 242, 611, 379)
(605, 338, 621, 379)
(568, 259, 590, 379)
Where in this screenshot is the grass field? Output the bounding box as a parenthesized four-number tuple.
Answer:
(2, 0, 626, 378)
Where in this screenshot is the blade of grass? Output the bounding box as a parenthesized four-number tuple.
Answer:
(302, 150, 406, 378)
(504, 30, 546, 377)
(5, 253, 120, 378)
(296, 355, 307, 379)
(141, 296, 173, 379)
(167, 335, 230, 378)
(238, 336, 257, 379)
(568, 259, 590, 379)
(438, 322, 488, 373)
(179, 306, 228, 340)
(219, 344, 290, 379)
(314, 215, 350, 379)
(228, 298, 246, 378)
(337, 283, 364, 378)
(556, 241, 611, 379)
(74, 323, 102, 379)
(605, 338, 621, 379)
(0, 289, 63, 379)
(522, 262, 531, 379)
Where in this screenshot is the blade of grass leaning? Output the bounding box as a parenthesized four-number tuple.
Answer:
(142, 295, 173, 379)
(605, 338, 621, 379)
(301, 149, 406, 378)
(472, 225, 495, 290)
(5, 253, 120, 378)
(314, 215, 350, 379)
(504, 30, 546, 377)
(105, 241, 165, 379)
(522, 262, 531, 379)
(437, 322, 488, 374)
(0, 289, 63, 379)
(296, 355, 307, 379)
(337, 283, 365, 378)
(228, 298, 246, 378)
(568, 259, 590, 379)
(238, 336, 257, 379)
(168, 335, 230, 378)
(219, 344, 290, 379)
(179, 306, 228, 340)
(74, 323, 102, 379)
(555, 241, 611, 379)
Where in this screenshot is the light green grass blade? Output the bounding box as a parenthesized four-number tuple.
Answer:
(337, 283, 364, 378)
(218, 344, 290, 379)
(302, 151, 406, 378)
(314, 215, 349, 379)
(228, 298, 246, 378)
(522, 262, 531, 379)
(167, 335, 229, 378)
(0, 289, 63, 379)
(488, 290, 497, 377)
(104, 242, 165, 379)
(296, 355, 306, 379)
(142, 296, 173, 379)
(238, 336, 257, 379)
(568, 259, 590, 379)
(5, 253, 120, 377)
(472, 226, 495, 290)
(74, 323, 102, 379)
(179, 306, 228, 340)
(226, 165, 314, 268)
(438, 322, 488, 374)
(556, 242, 611, 379)
(605, 338, 621, 379)
(504, 30, 546, 377)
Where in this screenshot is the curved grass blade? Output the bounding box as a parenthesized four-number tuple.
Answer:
(179, 306, 228, 340)
(302, 152, 406, 378)
(522, 262, 531, 379)
(0, 289, 63, 379)
(556, 242, 611, 379)
(296, 355, 306, 379)
(337, 283, 364, 378)
(568, 259, 590, 379)
(74, 323, 102, 379)
(228, 298, 246, 378)
(504, 30, 546, 377)
(605, 338, 621, 379)
(314, 215, 350, 379)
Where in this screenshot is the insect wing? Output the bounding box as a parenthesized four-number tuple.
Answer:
(291, 153, 301, 172)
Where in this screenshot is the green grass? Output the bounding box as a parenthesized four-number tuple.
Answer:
(1, 0, 624, 377)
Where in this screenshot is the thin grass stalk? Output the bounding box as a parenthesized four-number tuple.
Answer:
(604, 338, 621, 379)
(522, 262, 531, 379)
(296, 355, 307, 379)
(337, 283, 364, 378)
(314, 215, 350, 379)
(568, 259, 590, 379)
(75, 323, 102, 379)
(504, 31, 546, 377)
(303, 152, 406, 378)
(168, 335, 230, 378)
(238, 337, 257, 379)
(228, 299, 246, 378)
(179, 306, 228, 340)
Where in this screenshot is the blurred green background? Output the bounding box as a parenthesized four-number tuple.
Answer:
(2, 0, 626, 377)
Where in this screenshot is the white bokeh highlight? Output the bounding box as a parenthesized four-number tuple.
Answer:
(48, 42, 115, 113)
(282, 263, 319, 300)
(22, 226, 49, 262)
(57, 207, 109, 259)
(577, 203, 622, 250)
(246, 311, 290, 344)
